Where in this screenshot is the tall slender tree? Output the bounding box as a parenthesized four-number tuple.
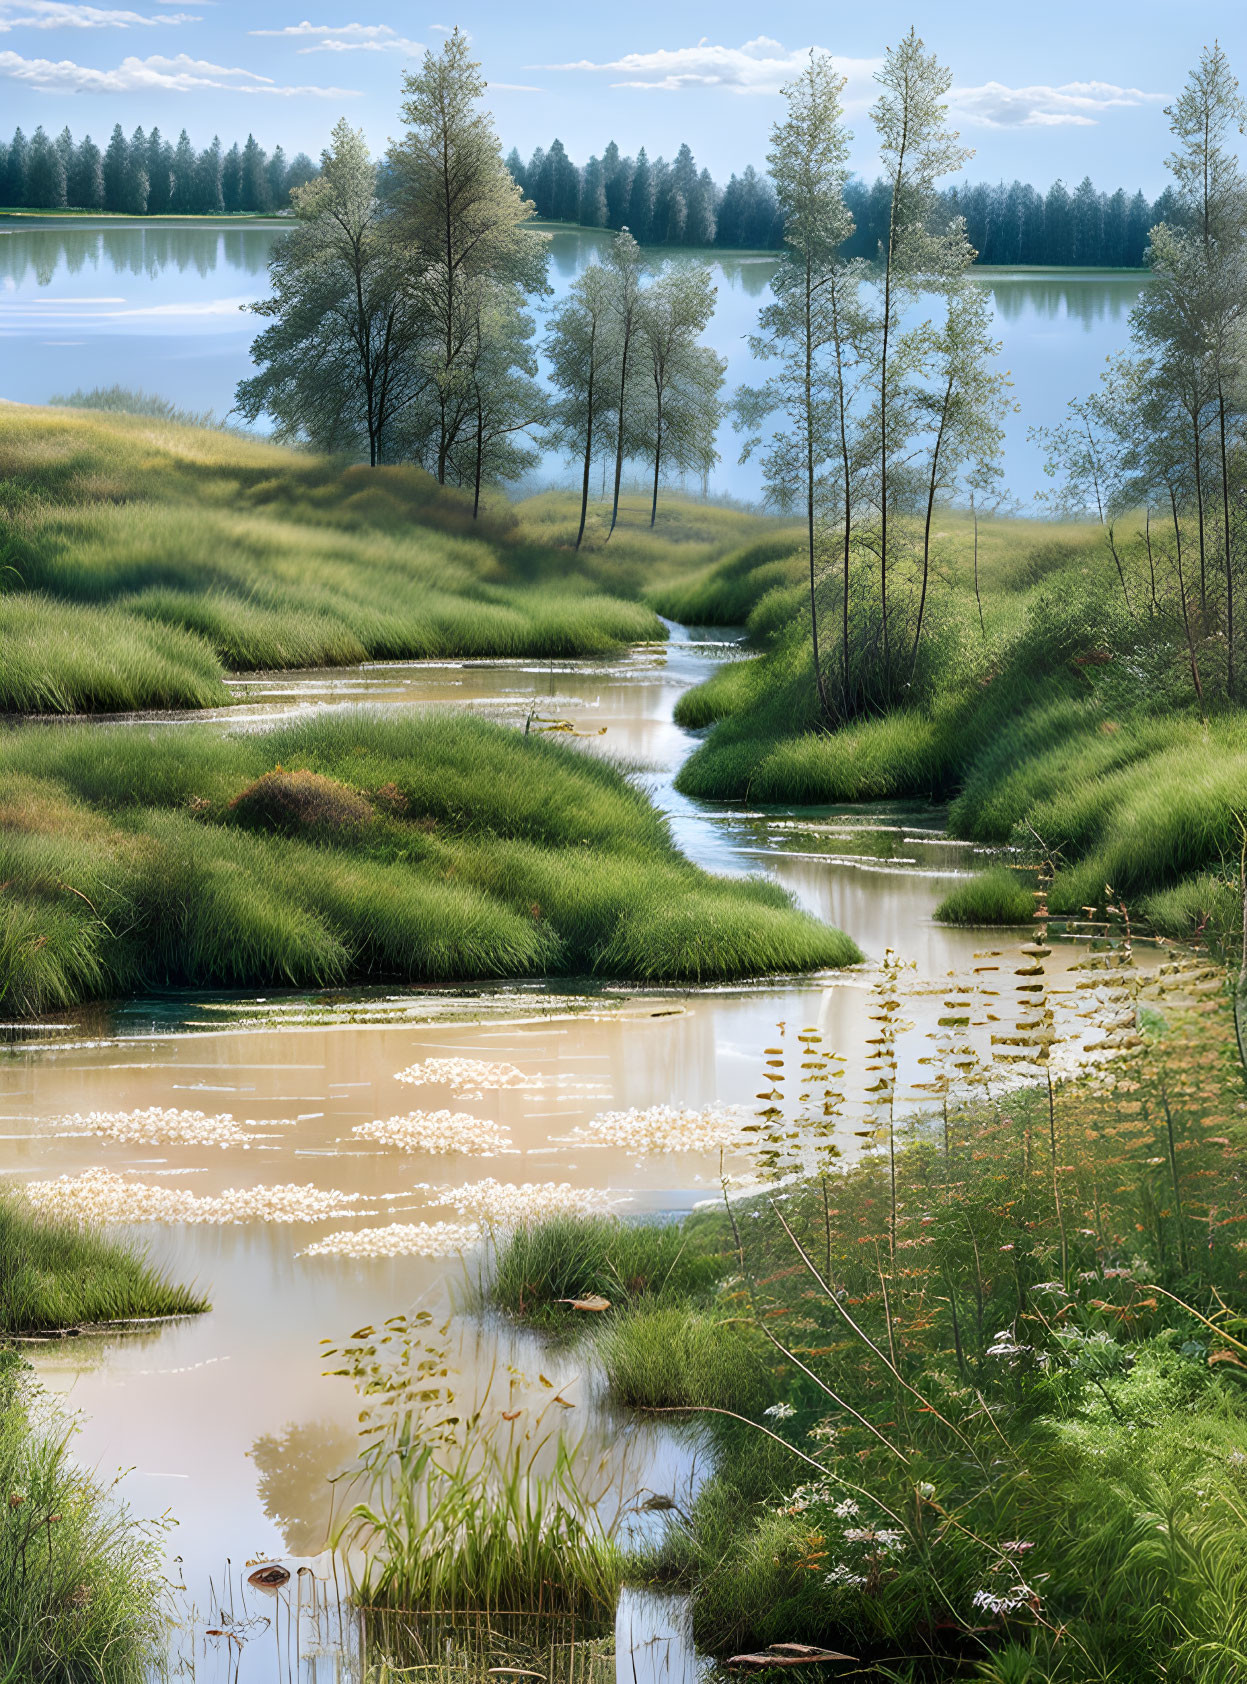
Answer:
(869, 30, 974, 680)
(636, 263, 725, 523)
(388, 28, 548, 484)
(542, 264, 617, 548)
(604, 229, 645, 537)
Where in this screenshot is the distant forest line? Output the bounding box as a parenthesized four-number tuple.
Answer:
(0, 123, 319, 217)
(509, 139, 1170, 268)
(1, 118, 1169, 269)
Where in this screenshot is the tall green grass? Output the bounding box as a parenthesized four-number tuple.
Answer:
(0, 710, 858, 1015)
(485, 979, 1247, 1678)
(0, 1191, 206, 1333)
(0, 1358, 168, 1681)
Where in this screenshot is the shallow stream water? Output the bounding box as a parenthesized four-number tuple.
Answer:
(0, 624, 1118, 1679)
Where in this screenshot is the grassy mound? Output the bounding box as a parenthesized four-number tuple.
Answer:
(0, 711, 858, 1016)
(935, 865, 1038, 926)
(229, 768, 374, 835)
(0, 1191, 207, 1334)
(0, 406, 688, 713)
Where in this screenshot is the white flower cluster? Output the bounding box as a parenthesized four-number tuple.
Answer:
(433, 1178, 620, 1228)
(763, 1401, 796, 1420)
(301, 1221, 480, 1259)
(352, 1112, 512, 1156)
(562, 1103, 748, 1155)
(972, 1585, 1035, 1615)
(24, 1168, 361, 1226)
(844, 1527, 906, 1555)
(395, 1058, 540, 1091)
(56, 1107, 290, 1149)
(824, 1564, 867, 1589)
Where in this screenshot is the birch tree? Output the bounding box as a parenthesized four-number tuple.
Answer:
(868, 30, 974, 681)
(542, 264, 618, 549)
(388, 29, 548, 485)
(604, 229, 646, 538)
(735, 51, 859, 723)
(237, 121, 418, 464)
(636, 263, 725, 524)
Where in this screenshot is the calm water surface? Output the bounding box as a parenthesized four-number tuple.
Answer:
(0, 217, 1145, 504)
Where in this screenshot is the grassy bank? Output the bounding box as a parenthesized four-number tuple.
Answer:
(485, 964, 1247, 1679)
(669, 515, 1247, 933)
(0, 710, 857, 1016)
(0, 1191, 206, 1334)
(0, 405, 750, 713)
(0, 1356, 168, 1681)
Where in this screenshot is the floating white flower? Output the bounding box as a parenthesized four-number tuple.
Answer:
(24, 1168, 361, 1226)
(395, 1058, 540, 1091)
(432, 1178, 620, 1228)
(561, 1103, 748, 1155)
(352, 1111, 512, 1156)
(54, 1107, 291, 1149)
(301, 1221, 480, 1259)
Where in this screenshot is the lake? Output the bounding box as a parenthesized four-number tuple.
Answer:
(0, 216, 1147, 506)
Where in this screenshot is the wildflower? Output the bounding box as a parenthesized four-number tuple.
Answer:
(824, 1564, 866, 1588)
(832, 1498, 860, 1519)
(434, 1178, 620, 1227)
(916, 1482, 937, 1502)
(763, 1402, 796, 1420)
(999, 1540, 1035, 1554)
(55, 1107, 288, 1148)
(972, 1585, 1036, 1615)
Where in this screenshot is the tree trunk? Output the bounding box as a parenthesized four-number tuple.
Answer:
(830, 272, 854, 718)
(973, 498, 985, 636)
(1171, 487, 1205, 715)
(650, 389, 662, 527)
(805, 256, 834, 725)
(909, 375, 953, 684)
(1219, 382, 1234, 698)
(576, 347, 595, 550)
(473, 389, 483, 519)
(608, 315, 633, 539)
(1194, 418, 1207, 617)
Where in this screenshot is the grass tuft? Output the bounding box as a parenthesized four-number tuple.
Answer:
(935, 865, 1038, 926)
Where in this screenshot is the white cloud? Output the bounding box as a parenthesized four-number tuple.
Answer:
(0, 47, 357, 92)
(490, 81, 542, 93)
(0, 0, 197, 28)
(249, 20, 421, 53)
(950, 79, 1167, 128)
(534, 36, 880, 97)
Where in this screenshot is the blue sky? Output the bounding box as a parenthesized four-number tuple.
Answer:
(0, 1, 1240, 192)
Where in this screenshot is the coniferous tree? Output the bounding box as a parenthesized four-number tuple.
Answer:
(146, 128, 173, 213)
(580, 156, 607, 227)
(125, 127, 150, 214)
(240, 134, 269, 212)
(196, 137, 224, 214)
(266, 145, 289, 209)
(26, 127, 66, 210)
(626, 149, 654, 241)
(221, 143, 243, 213)
(102, 125, 128, 212)
(170, 131, 197, 213)
(286, 152, 319, 195)
(69, 135, 104, 210)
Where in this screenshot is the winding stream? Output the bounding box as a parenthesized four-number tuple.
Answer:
(1, 624, 1096, 1678)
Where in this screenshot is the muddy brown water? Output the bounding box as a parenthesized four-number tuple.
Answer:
(1, 624, 1107, 1678)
